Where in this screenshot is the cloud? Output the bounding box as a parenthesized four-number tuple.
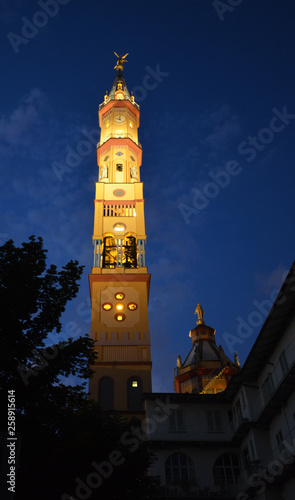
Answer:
(0, 87, 98, 278)
(203, 104, 241, 151)
(0, 88, 48, 146)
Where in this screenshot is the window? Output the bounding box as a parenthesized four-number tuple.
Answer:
(235, 399, 242, 425)
(169, 409, 185, 432)
(102, 236, 117, 268)
(115, 303, 124, 311)
(249, 440, 255, 461)
(276, 430, 284, 452)
(102, 303, 112, 311)
(228, 409, 233, 423)
(213, 453, 241, 486)
(262, 372, 275, 404)
(206, 410, 223, 432)
(103, 203, 136, 217)
(99, 377, 114, 411)
(165, 453, 195, 484)
(279, 351, 288, 376)
(241, 389, 246, 409)
(242, 445, 250, 468)
(102, 236, 137, 269)
(127, 302, 138, 311)
(115, 313, 125, 322)
(127, 376, 142, 411)
(116, 163, 123, 171)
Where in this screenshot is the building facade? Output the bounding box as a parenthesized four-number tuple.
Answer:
(145, 263, 295, 499)
(87, 58, 295, 498)
(89, 54, 152, 417)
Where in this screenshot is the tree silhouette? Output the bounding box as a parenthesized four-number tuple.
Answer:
(0, 236, 158, 499)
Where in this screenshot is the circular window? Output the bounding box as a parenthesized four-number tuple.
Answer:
(115, 313, 126, 322)
(115, 292, 125, 300)
(113, 189, 126, 197)
(113, 223, 126, 232)
(127, 302, 138, 311)
(115, 303, 124, 311)
(102, 303, 112, 311)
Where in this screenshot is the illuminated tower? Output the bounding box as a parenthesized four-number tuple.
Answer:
(89, 54, 152, 416)
(174, 304, 240, 394)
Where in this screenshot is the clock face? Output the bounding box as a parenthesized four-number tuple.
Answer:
(114, 115, 125, 124)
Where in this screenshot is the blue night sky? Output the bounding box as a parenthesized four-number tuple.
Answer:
(1, 0, 295, 392)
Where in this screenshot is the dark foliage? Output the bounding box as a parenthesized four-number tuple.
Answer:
(0, 237, 159, 499)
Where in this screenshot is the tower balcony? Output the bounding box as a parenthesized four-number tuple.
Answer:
(97, 133, 142, 149)
(92, 236, 146, 269)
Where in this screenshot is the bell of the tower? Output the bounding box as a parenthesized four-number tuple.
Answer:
(89, 54, 152, 418)
(174, 304, 240, 394)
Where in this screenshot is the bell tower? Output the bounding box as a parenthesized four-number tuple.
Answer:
(89, 53, 152, 416)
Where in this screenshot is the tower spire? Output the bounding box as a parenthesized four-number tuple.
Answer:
(105, 52, 132, 103)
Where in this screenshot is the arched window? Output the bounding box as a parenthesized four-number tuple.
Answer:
(102, 236, 117, 268)
(127, 376, 142, 411)
(123, 236, 137, 268)
(213, 453, 241, 485)
(165, 453, 195, 484)
(102, 236, 137, 269)
(98, 377, 114, 410)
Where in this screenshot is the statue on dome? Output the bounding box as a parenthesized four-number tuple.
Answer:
(195, 303, 205, 325)
(234, 352, 240, 367)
